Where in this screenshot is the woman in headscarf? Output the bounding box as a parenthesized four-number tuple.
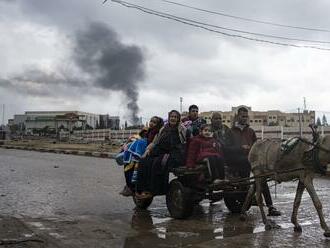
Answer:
(136, 110, 190, 198)
(119, 116, 164, 196)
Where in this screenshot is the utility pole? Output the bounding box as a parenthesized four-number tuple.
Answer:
(298, 107, 302, 137)
(180, 97, 183, 113)
(303, 97, 307, 111)
(2, 104, 4, 126)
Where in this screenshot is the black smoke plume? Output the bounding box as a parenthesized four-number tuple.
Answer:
(73, 22, 145, 124)
(1, 22, 145, 125)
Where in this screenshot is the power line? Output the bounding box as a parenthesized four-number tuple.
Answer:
(110, 0, 330, 45)
(135, 1, 330, 45)
(109, 0, 330, 51)
(161, 0, 330, 33)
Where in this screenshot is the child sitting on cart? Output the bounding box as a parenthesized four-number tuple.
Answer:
(185, 124, 225, 185)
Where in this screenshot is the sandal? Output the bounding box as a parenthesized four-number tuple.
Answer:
(119, 186, 133, 197)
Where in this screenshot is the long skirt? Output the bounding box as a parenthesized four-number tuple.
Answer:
(137, 153, 183, 195)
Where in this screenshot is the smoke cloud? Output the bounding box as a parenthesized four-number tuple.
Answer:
(0, 22, 145, 125)
(73, 22, 145, 124)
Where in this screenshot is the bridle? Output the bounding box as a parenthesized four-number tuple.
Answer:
(299, 136, 330, 174)
(299, 136, 330, 154)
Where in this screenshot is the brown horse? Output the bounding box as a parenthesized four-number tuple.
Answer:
(240, 135, 330, 237)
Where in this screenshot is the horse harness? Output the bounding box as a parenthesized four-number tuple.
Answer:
(252, 136, 330, 182)
(300, 137, 330, 175)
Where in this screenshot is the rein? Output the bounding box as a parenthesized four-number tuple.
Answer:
(298, 137, 330, 153)
(227, 167, 305, 186)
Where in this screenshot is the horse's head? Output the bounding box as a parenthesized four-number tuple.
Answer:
(318, 135, 330, 164)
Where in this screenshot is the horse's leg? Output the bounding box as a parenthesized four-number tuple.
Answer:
(240, 183, 255, 221)
(291, 180, 305, 232)
(304, 176, 330, 237)
(255, 178, 270, 230)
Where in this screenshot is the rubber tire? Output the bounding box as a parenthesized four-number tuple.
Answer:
(224, 191, 251, 214)
(133, 195, 153, 210)
(209, 191, 223, 204)
(166, 179, 194, 219)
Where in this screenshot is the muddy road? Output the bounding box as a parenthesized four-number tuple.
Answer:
(0, 149, 330, 247)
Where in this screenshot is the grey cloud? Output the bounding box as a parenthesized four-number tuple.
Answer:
(1, 0, 330, 122)
(73, 22, 145, 124)
(0, 21, 145, 124)
(1, 70, 86, 97)
(12, 0, 330, 56)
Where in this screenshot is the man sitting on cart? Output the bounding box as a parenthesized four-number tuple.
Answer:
(210, 112, 235, 149)
(181, 104, 206, 137)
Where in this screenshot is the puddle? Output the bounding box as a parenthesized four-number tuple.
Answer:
(23, 233, 34, 238)
(28, 222, 44, 228)
(152, 217, 172, 224)
(49, 232, 66, 238)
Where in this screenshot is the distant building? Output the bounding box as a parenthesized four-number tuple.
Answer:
(12, 111, 101, 134)
(0, 124, 10, 140)
(99, 115, 120, 130)
(137, 117, 143, 126)
(197, 105, 315, 127)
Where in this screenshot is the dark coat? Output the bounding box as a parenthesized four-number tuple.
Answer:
(137, 124, 190, 195)
(185, 134, 223, 168)
(225, 124, 257, 177)
(231, 124, 257, 155)
(211, 124, 235, 147)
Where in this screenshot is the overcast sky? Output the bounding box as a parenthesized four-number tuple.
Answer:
(1, 0, 330, 124)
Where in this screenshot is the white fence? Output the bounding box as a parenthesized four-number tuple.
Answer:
(254, 125, 330, 140)
(59, 129, 140, 144)
(58, 126, 330, 144)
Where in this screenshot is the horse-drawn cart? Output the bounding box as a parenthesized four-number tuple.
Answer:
(132, 125, 330, 237)
(133, 163, 252, 219)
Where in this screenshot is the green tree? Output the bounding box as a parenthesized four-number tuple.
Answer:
(316, 117, 322, 126)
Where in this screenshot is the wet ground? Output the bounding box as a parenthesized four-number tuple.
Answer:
(0, 148, 330, 247)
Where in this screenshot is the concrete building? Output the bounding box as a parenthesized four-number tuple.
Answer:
(12, 111, 101, 134)
(197, 105, 315, 127)
(99, 115, 120, 130)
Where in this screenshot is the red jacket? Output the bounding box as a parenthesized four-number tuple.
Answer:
(185, 135, 223, 168)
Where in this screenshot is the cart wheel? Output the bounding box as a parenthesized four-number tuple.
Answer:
(133, 195, 153, 209)
(166, 179, 194, 219)
(224, 192, 251, 213)
(209, 191, 223, 204)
